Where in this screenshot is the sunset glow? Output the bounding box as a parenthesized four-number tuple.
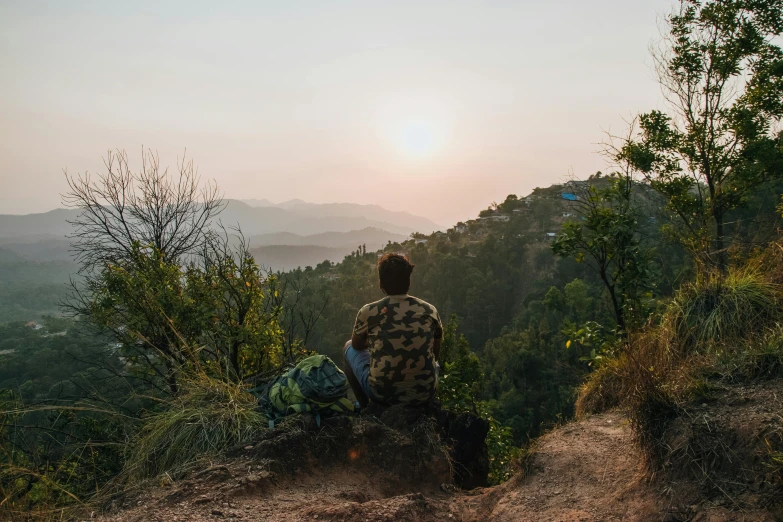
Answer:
(393, 119, 444, 160)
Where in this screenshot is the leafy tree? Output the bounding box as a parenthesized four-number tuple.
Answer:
(192, 233, 288, 381)
(436, 316, 518, 484)
(543, 287, 566, 313)
(552, 175, 655, 333)
(63, 151, 287, 393)
(438, 315, 483, 411)
(622, 0, 783, 270)
(564, 278, 593, 323)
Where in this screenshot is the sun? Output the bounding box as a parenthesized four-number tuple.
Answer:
(377, 96, 450, 160)
(392, 119, 444, 160)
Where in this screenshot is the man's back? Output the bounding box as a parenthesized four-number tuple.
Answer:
(353, 294, 442, 405)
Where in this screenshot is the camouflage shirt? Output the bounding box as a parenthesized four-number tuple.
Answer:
(353, 294, 443, 405)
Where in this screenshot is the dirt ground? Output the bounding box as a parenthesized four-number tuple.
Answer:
(96, 413, 666, 522)
(96, 377, 783, 522)
(454, 413, 663, 522)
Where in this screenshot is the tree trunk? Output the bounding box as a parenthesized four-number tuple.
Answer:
(230, 341, 241, 382)
(713, 208, 727, 273)
(601, 269, 626, 335)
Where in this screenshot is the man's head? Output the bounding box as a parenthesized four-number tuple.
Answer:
(377, 253, 414, 295)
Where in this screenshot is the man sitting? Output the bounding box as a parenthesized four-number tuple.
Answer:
(343, 253, 443, 407)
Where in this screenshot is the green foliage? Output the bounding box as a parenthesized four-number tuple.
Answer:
(438, 315, 483, 411)
(563, 320, 619, 368)
(484, 417, 520, 484)
(435, 316, 519, 484)
(0, 388, 130, 520)
(622, 0, 783, 269)
(80, 241, 287, 394)
(553, 176, 656, 332)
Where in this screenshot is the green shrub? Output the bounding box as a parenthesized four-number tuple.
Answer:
(124, 374, 266, 480)
(437, 315, 520, 484)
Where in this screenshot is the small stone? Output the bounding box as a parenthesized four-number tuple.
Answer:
(211, 509, 224, 517)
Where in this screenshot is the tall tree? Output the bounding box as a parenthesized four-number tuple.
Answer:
(622, 0, 783, 270)
(62, 150, 287, 393)
(552, 173, 654, 333)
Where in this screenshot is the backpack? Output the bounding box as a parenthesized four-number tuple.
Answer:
(253, 354, 354, 422)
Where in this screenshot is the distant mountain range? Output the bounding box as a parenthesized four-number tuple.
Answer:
(248, 227, 406, 250)
(0, 200, 440, 238)
(249, 245, 349, 271)
(246, 227, 407, 270)
(238, 199, 441, 234)
(0, 200, 434, 270)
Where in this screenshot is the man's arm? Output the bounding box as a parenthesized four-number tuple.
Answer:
(351, 305, 369, 351)
(433, 337, 441, 362)
(351, 332, 368, 351)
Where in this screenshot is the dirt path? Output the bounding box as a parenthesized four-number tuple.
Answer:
(99, 412, 671, 522)
(455, 412, 662, 521)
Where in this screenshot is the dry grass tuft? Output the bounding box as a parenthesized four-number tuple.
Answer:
(122, 373, 266, 482)
(664, 264, 781, 353)
(574, 358, 624, 419)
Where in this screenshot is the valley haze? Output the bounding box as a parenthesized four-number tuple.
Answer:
(0, 199, 435, 270)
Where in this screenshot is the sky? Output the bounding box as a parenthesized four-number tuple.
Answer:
(0, 0, 672, 226)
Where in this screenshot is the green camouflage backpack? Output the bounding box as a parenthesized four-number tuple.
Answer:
(253, 354, 354, 421)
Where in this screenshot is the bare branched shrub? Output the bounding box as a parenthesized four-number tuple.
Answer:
(63, 148, 224, 271)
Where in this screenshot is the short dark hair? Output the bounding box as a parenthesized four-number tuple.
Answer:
(377, 253, 414, 295)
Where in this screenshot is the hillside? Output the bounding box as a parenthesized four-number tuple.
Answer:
(4, 176, 782, 521)
(95, 411, 648, 522)
(0, 248, 75, 322)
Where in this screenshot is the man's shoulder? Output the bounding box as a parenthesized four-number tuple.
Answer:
(403, 295, 440, 316)
(358, 296, 391, 316)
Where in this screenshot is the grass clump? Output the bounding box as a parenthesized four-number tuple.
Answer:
(574, 357, 624, 419)
(665, 266, 780, 352)
(124, 374, 266, 481)
(575, 254, 783, 474)
(717, 324, 783, 381)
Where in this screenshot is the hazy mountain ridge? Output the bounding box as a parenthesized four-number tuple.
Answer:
(0, 201, 422, 270)
(0, 200, 439, 240)
(238, 199, 442, 233)
(247, 226, 409, 271)
(249, 245, 350, 271)
(248, 227, 406, 250)
(0, 238, 73, 262)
